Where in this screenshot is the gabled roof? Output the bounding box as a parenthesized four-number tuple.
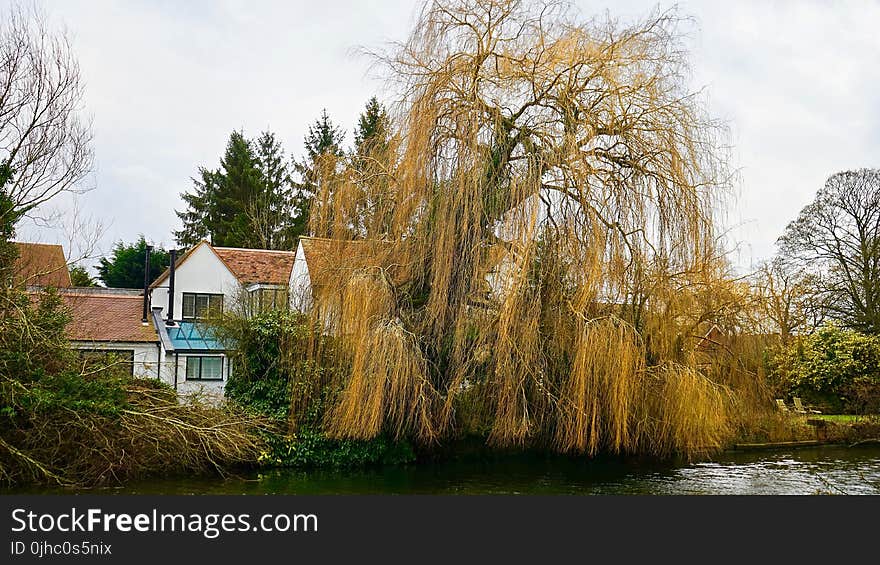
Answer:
(14, 242, 71, 288)
(150, 240, 296, 289)
(695, 324, 726, 351)
(213, 246, 296, 286)
(298, 236, 412, 288)
(60, 291, 157, 343)
(149, 240, 212, 289)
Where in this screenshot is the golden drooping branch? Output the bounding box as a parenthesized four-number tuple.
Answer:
(303, 0, 737, 457)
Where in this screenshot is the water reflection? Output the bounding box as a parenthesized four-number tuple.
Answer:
(8, 445, 880, 495)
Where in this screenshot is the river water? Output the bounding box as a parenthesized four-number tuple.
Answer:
(12, 445, 879, 495)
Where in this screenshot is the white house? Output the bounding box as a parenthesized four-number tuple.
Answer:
(62, 288, 161, 379)
(14, 241, 162, 379)
(148, 241, 299, 399)
(16, 239, 309, 400)
(18, 236, 515, 400)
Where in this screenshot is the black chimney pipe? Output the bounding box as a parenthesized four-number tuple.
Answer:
(142, 244, 152, 323)
(166, 249, 177, 326)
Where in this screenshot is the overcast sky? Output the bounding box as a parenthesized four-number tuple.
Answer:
(14, 0, 880, 274)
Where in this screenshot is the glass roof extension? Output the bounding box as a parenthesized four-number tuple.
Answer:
(166, 321, 225, 352)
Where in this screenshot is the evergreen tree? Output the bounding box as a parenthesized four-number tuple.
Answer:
(293, 110, 346, 238)
(175, 130, 302, 250)
(97, 236, 170, 289)
(352, 97, 395, 237)
(251, 131, 296, 249)
(304, 109, 345, 162)
(174, 167, 218, 248)
(174, 131, 260, 248)
(354, 96, 391, 154)
(69, 265, 97, 287)
(213, 131, 262, 247)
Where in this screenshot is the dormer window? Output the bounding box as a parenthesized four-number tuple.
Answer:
(247, 286, 288, 316)
(182, 292, 224, 320)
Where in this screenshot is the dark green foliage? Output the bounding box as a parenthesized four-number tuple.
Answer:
(303, 110, 345, 162)
(257, 386, 416, 468)
(354, 97, 391, 154)
(216, 309, 416, 468)
(770, 324, 880, 414)
(252, 131, 297, 249)
(213, 131, 263, 247)
(292, 110, 346, 234)
(69, 265, 97, 287)
(0, 161, 11, 189)
(96, 235, 170, 288)
(217, 309, 315, 421)
(0, 164, 22, 288)
(175, 130, 303, 249)
(8, 369, 130, 418)
(261, 427, 416, 468)
(174, 166, 217, 247)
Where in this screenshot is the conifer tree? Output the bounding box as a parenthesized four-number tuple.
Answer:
(354, 97, 391, 154)
(175, 130, 300, 249)
(97, 236, 170, 288)
(174, 167, 218, 248)
(214, 131, 262, 247)
(293, 110, 345, 238)
(250, 131, 295, 249)
(352, 97, 394, 236)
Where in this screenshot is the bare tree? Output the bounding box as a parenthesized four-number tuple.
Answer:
(753, 258, 825, 342)
(778, 169, 880, 334)
(60, 198, 107, 271)
(0, 3, 93, 226)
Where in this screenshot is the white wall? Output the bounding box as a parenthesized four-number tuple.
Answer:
(156, 351, 230, 403)
(71, 341, 161, 380)
(150, 243, 242, 320)
(148, 243, 239, 403)
(289, 240, 313, 312)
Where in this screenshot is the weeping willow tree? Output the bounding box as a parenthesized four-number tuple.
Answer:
(297, 0, 740, 457)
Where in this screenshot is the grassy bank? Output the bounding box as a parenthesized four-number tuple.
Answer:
(729, 412, 880, 450)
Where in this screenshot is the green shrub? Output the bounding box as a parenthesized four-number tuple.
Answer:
(770, 324, 880, 413)
(258, 428, 416, 468)
(218, 309, 307, 419)
(13, 370, 130, 417)
(216, 309, 417, 468)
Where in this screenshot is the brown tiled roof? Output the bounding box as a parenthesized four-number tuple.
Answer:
(150, 241, 297, 288)
(298, 237, 412, 288)
(14, 242, 71, 287)
(695, 324, 727, 351)
(61, 292, 157, 343)
(213, 247, 297, 286)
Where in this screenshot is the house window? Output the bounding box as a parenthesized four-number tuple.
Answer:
(185, 356, 224, 381)
(78, 349, 135, 376)
(248, 287, 288, 316)
(182, 293, 224, 320)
